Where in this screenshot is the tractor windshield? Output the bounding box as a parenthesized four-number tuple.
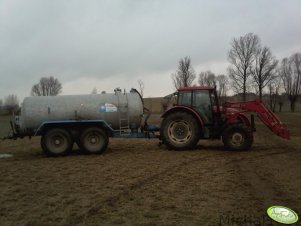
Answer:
(178, 91, 192, 106)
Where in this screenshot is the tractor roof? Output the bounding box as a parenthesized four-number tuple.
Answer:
(178, 86, 215, 91)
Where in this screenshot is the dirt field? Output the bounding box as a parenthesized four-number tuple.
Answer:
(0, 113, 301, 226)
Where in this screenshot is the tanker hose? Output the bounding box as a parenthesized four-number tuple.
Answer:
(144, 107, 151, 123)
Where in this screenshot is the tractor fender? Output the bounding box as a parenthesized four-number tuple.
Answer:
(226, 113, 251, 127)
(161, 106, 204, 127)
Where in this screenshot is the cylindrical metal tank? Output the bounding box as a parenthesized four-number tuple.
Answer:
(17, 89, 143, 132)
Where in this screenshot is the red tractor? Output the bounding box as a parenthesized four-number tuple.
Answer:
(159, 86, 290, 151)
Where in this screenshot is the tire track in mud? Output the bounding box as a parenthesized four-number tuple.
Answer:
(69, 153, 227, 225)
(3, 137, 299, 225)
(232, 158, 301, 214)
(227, 142, 301, 217)
(68, 142, 301, 225)
(225, 148, 301, 165)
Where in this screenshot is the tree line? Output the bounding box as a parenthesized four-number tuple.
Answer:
(1, 33, 300, 114)
(172, 33, 301, 112)
(0, 76, 62, 114)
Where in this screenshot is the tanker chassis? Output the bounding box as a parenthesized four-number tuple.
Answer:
(4, 87, 290, 156)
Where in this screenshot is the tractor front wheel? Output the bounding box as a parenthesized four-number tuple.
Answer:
(222, 125, 253, 151)
(161, 111, 200, 150)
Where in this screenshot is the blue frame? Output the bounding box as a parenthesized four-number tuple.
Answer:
(34, 119, 159, 139)
(112, 131, 159, 139)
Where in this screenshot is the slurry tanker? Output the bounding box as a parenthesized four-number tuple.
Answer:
(3, 87, 289, 156)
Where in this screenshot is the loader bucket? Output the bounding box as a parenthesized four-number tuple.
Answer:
(276, 124, 290, 140)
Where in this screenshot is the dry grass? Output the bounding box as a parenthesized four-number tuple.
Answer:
(0, 113, 301, 226)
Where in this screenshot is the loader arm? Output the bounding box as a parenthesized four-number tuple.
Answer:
(223, 100, 290, 140)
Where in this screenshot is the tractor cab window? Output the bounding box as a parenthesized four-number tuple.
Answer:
(193, 90, 212, 124)
(178, 91, 192, 106)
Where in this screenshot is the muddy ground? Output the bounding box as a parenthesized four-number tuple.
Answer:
(0, 113, 300, 226)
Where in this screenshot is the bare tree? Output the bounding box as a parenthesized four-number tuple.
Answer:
(277, 93, 285, 112)
(91, 87, 97, 94)
(252, 46, 278, 100)
(268, 82, 279, 112)
(279, 53, 301, 112)
(216, 74, 229, 102)
(4, 94, 19, 114)
(198, 71, 216, 87)
(268, 73, 283, 112)
(172, 56, 195, 89)
(198, 71, 229, 102)
(31, 76, 62, 96)
(228, 33, 260, 100)
(137, 79, 145, 97)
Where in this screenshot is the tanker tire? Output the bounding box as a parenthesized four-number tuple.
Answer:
(222, 125, 253, 151)
(41, 128, 73, 157)
(161, 111, 200, 150)
(79, 127, 108, 154)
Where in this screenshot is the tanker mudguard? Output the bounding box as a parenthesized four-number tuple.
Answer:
(34, 120, 114, 136)
(161, 106, 204, 126)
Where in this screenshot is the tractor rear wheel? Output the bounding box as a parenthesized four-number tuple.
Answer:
(79, 127, 108, 154)
(161, 111, 200, 150)
(222, 125, 253, 151)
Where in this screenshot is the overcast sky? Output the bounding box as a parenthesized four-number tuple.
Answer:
(0, 0, 301, 102)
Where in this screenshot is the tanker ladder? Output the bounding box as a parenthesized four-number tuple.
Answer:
(117, 91, 130, 135)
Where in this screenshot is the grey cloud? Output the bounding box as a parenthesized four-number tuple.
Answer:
(0, 0, 300, 99)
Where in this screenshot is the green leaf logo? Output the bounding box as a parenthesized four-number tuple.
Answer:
(267, 206, 299, 224)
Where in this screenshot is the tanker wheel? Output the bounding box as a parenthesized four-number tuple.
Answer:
(79, 127, 108, 154)
(41, 128, 73, 156)
(161, 111, 200, 150)
(222, 125, 253, 151)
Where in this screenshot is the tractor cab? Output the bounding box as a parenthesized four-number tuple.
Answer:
(176, 86, 220, 126)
